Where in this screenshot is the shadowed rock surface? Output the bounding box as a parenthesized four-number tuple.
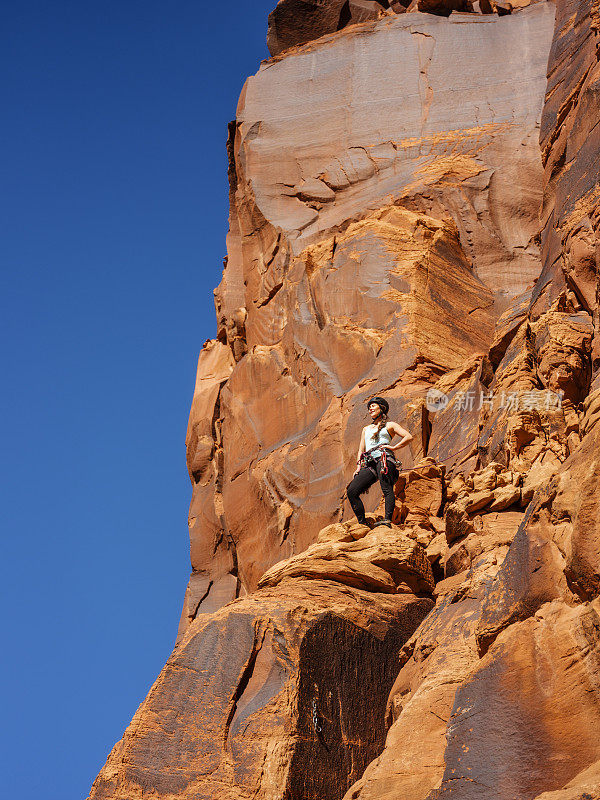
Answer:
(89, 0, 600, 798)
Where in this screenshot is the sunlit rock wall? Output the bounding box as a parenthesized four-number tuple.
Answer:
(184, 4, 555, 623)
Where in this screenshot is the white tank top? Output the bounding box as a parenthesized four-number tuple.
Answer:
(365, 423, 392, 458)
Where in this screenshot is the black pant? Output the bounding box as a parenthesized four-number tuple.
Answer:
(346, 458, 399, 522)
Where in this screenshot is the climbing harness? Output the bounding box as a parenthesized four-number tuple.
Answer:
(358, 445, 397, 476)
(358, 435, 480, 480)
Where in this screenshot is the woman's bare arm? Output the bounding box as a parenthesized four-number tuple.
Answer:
(386, 421, 413, 452)
(354, 428, 367, 474)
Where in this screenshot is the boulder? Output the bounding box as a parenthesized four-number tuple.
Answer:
(258, 523, 435, 595)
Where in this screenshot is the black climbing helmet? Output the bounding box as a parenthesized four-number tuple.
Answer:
(367, 396, 389, 416)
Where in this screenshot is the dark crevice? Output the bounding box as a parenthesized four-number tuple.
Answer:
(212, 396, 223, 488)
(226, 120, 238, 196)
(488, 319, 526, 370)
(223, 627, 266, 749)
(256, 280, 284, 308)
(219, 513, 240, 597)
(423, 405, 432, 456)
(566, 568, 600, 603)
(288, 605, 432, 799)
(338, 1, 351, 30)
(213, 529, 224, 555)
(264, 235, 281, 269)
(190, 581, 213, 620)
(431, 558, 444, 584)
(307, 274, 326, 331)
(281, 511, 293, 544)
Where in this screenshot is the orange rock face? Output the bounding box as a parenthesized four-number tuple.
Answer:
(192, 2, 556, 614)
(89, 554, 432, 800)
(90, 0, 600, 798)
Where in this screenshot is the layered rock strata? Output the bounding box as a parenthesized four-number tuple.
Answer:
(89, 1, 600, 799)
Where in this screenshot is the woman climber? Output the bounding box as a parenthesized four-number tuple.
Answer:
(346, 397, 413, 527)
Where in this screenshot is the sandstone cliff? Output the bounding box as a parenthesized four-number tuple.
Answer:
(89, 1, 600, 799)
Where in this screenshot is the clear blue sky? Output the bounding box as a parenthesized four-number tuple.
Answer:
(1, 3, 275, 797)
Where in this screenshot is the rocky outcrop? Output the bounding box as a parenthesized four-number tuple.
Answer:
(475, 419, 600, 655)
(267, 0, 388, 56)
(89, 521, 433, 800)
(90, 0, 600, 799)
(266, 0, 549, 57)
(259, 520, 435, 594)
